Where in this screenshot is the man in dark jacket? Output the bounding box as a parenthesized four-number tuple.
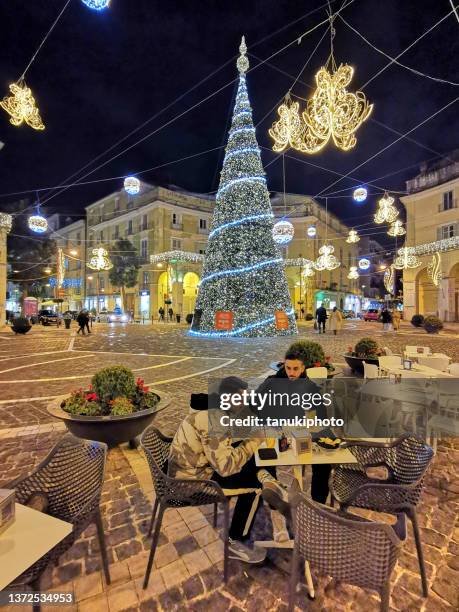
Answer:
(315, 303, 327, 334)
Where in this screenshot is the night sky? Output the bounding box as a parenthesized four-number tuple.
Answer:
(0, 0, 458, 237)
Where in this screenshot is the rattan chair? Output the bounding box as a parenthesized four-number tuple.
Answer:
(288, 493, 406, 612)
(329, 435, 433, 597)
(7, 434, 110, 609)
(140, 426, 229, 589)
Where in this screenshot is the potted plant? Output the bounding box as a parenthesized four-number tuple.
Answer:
(287, 340, 336, 375)
(48, 365, 170, 446)
(63, 312, 72, 329)
(411, 314, 424, 328)
(344, 337, 382, 374)
(423, 315, 443, 334)
(11, 316, 32, 334)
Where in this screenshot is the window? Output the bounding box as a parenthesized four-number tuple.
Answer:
(441, 224, 455, 239)
(199, 218, 207, 229)
(348, 252, 352, 267)
(142, 214, 148, 230)
(115, 197, 120, 212)
(172, 238, 182, 250)
(143, 271, 149, 286)
(76, 232, 81, 245)
(76, 261, 81, 270)
(443, 191, 454, 211)
(99, 277, 105, 290)
(128, 220, 133, 235)
(199, 249, 206, 255)
(172, 213, 177, 225)
(114, 225, 119, 239)
(140, 238, 148, 259)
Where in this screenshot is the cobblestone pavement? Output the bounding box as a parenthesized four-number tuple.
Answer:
(0, 320, 458, 611)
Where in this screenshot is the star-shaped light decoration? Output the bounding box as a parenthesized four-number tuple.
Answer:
(346, 229, 360, 243)
(314, 244, 340, 271)
(87, 247, 113, 271)
(0, 80, 45, 130)
(374, 193, 399, 224)
(393, 247, 421, 270)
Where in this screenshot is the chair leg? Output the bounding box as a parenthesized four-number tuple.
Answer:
(148, 497, 159, 537)
(95, 508, 111, 586)
(410, 509, 428, 597)
(143, 504, 165, 589)
(222, 502, 229, 583)
(213, 502, 218, 528)
(288, 545, 300, 612)
(380, 582, 390, 612)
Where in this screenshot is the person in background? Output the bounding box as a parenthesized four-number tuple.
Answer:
(76, 310, 87, 335)
(168, 307, 174, 322)
(381, 308, 392, 332)
(392, 308, 401, 332)
(328, 306, 343, 336)
(82, 309, 91, 334)
(315, 303, 328, 334)
(158, 307, 165, 321)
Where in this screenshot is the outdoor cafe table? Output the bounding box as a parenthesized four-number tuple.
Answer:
(379, 362, 454, 379)
(403, 350, 451, 362)
(0, 504, 72, 591)
(254, 442, 358, 599)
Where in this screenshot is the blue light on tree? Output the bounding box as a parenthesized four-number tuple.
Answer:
(353, 186, 368, 202)
(81, 0, 110, 10)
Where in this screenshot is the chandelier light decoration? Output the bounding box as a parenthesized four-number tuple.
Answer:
(393, 246, 422, 270)
(384, 265, 395, 295)
(0, 80, 45, 130)
(314, 244, 340, 271)
(124, 176, 140, 195)
(346, 229, 360, 243)
(347, 266, 359, 280)
(387, 219, 406, 237)
(353, 186, 367, 202)
(28, 198, 48, 233)
(87, 247, 113, 271)
(269, 95, 306, 153)
(81, 0, 110, 9)
(272, 219, 294, 245)
(427, 251, 442, 287)
(303, 262, 315, 277)
(374, 192, 399, 224)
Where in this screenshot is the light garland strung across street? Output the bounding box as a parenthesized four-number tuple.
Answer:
(346, 229, 360, 243)
(384, 265, 395, 295)
(387, 219, 406, 236)
(410, 235, 459, 256)
(427, 252, 442, 287)
(0, 81, 45, 130)
(314, 244, 340, 271)
(393, 246, 422, 270)
(0, 213, 13, 232)
(56, 248, 66, 288)
(150, 250, 204, 264)
(374, 192, 399, 224)
(272, 220, 294, 245)
(347, 266, 359, 280)
(87, 247, 113, 271)
(124, 176, 140, 195)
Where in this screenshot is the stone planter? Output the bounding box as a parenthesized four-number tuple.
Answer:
(11, 319, 32, 334)
(343, 354, 379, 375)
(48, 391, 170, 447)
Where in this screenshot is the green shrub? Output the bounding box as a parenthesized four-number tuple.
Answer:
(411, 314, 424, 327)
(62, 391, 102, 416)
(305, 313, 314, 321)
(91, 366, 136, 405)
(136, 391, 160, 411)
(354, 337, 379, 358)
(424, 315, 443, 334)
(111, 397, 135, 416)
(287, 340, 325, 369)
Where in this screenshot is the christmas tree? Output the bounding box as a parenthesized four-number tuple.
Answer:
(190, 37, 297, 338)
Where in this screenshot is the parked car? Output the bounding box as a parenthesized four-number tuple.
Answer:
(363, 308, 380, 322)
(38, 309, 59, 325)
(99, 311, 129, 323)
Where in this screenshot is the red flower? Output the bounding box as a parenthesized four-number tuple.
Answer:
(313, 362, 322, 367)
(136, 377, 144, 387)
(86, 392, 99, 402)
(142, 386, 149, 393)
(325, 355, 331, 362)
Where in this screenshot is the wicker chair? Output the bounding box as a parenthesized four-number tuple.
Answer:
(329, 435, 433, 597)
(7, 434, 110, 608)
(288, 493, 406, 612)
(140, 426, 229, 589)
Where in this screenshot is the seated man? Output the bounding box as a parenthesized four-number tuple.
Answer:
(168, 376, 290, 564)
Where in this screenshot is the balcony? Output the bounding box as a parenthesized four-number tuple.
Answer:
(437, 199, 458, 213)
(171, 222, 183, 230)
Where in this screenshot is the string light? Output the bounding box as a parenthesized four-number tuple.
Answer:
(374, 192, 399, 224)
(217, 175, 266, 197)
(0, 81, 45, 130)
(209, 213, 273, 239)
(387, 219, 406, 236)
(124, 176, 140, 195)
(303, 262, 315, 277)
(346, 229, 360, 243)
(150, 250, 204, 264)
(81, 0, 110, 9)
(411, 236, 459, 256)
(353, 186, 367, 202)
(383, 265, 395, 294)
(87, 247, 113, 271)
(272, 220, 294, 245)
(347, 266, 359, 280)
(0, 213, 12, 232)
(189, 309, 295, 338)
(358, 257, 371, 270)
(314, 244, 340, 271)
(393, 246, 422, 270)
(57, 248, 66, 288)
(427, 252, 442, 287)
(200, 258, 283, 285)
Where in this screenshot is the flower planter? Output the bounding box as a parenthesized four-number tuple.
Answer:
(48, 391, 170, 447)
(343, 354, 379, 374)
(11, 319, 32, 334)
(64, 319, 71, 329)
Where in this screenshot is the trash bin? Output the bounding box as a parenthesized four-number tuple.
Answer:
(176, 314, 181, 324)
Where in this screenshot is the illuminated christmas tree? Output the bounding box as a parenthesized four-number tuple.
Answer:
(190, 37, 296, 337)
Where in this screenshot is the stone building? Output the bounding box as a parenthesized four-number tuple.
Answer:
(401, 151, 459, 322)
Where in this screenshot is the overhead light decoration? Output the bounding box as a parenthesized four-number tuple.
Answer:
(87, 247, 113, 271)
(374, 192, 399, 224)
(346, 229, 360, 243)
(302, 262, 315, 277)
(393, 246, 422, 270)
(314, 244, 340, 271)
(272, 220, 294, 245)
(427, 252, 442, 287)
(384, 265, 395, 295)
(124, 176, 140, 195)
(57, 248, 66, 288)
(0, 213, 12, 233)
(150, 250, 204, 265)
(358, 257, 370, 270)
(307, 225, 317, 238)
(353, 186, 367, 202)
(347, 266, 359, 280)
(387, 219, 406, 237)
(0, 80, 45, 131)
(81, 0, 110, 9)
(28, 199, 48, 234)
(268, 95, 306, 153)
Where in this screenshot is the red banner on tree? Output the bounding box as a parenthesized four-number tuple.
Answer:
(215, 310, 233, 330)
(274, 310, 289, 330)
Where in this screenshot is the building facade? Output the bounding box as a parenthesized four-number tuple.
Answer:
(401, 152, 459, 322)
(49, 218, 86, 311)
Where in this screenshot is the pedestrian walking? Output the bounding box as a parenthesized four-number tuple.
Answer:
(315, 303, 327, 334)
(392, 309, 401, 331)
(168, 307, 174, 322)
(329, 306, 343, 335)
(76, 310, 86, 335)
(82, 309, 91, 334)
(158, 307, 165, 322)
(381, 308, 392, 332)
